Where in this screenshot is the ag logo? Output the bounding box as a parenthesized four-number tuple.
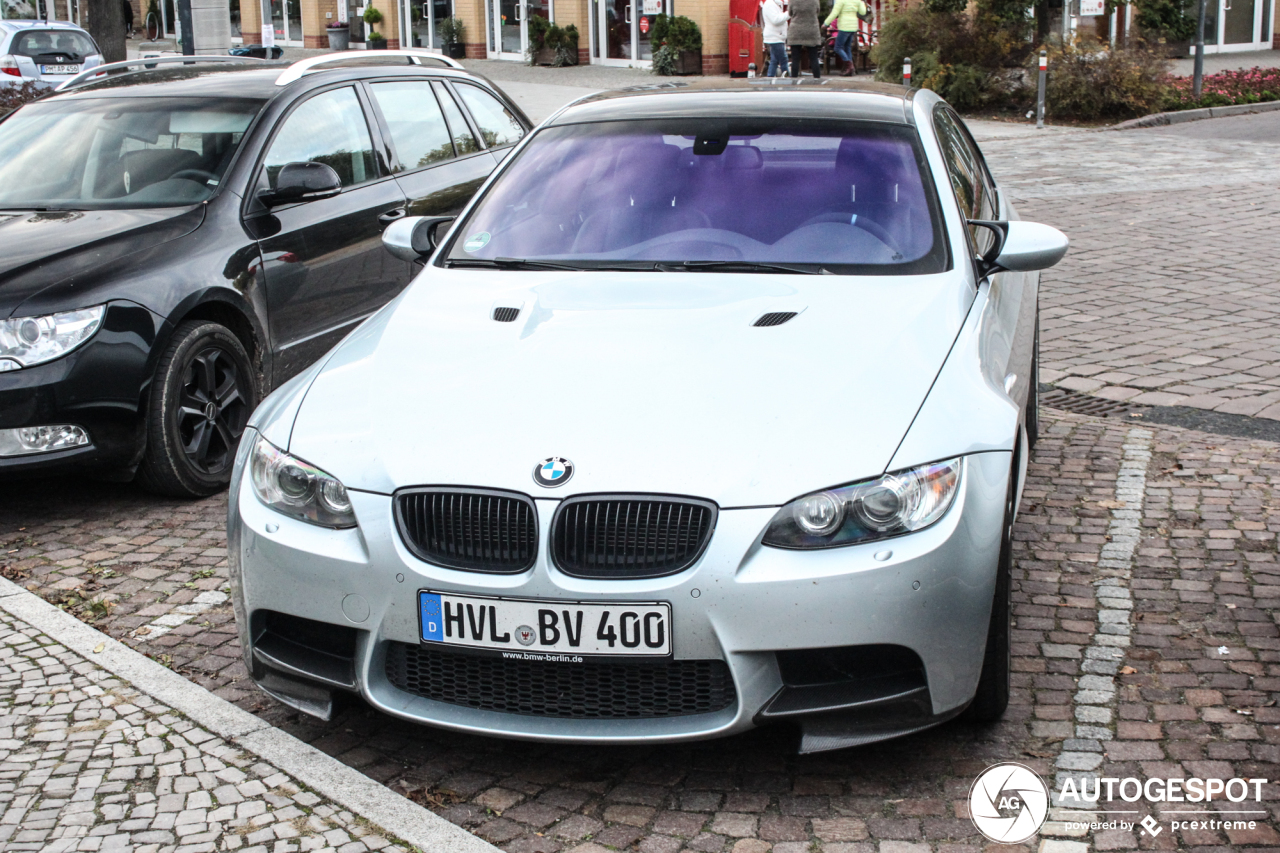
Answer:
(533, 456, 573, 488)
(515, 625, 536, 646)
(968, 762, 1050, 844)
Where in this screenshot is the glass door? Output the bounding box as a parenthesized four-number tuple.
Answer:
(595, 0, 662, 66)
(489, 0, 523, 58)
(1223, 0, 1256, 43)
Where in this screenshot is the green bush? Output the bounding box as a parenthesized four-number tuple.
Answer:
(649, 14, 702, 52)
(1042, 35, 1170, 119)
(362, 6, 383, 25)
(526, 17, 580, 65)
(1134, 0, 1196, 41)
(437, 16, 464, 46)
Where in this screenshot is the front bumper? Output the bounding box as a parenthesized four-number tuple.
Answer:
(0, 302, 158, 478)
(229, 441, 1011, 747)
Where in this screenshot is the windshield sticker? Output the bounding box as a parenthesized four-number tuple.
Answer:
(464, 232, 491, 253)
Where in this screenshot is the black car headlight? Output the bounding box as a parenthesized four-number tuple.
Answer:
(249, 435, 356, 528)
(762, 458, 962, 549)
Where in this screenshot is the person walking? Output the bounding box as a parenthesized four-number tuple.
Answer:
(761, 0, 788, 77)
(824, 0, 868, 76)
(786, 0, 821, 78)
(122, 0, 135, 38)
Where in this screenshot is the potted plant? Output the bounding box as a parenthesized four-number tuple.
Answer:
(650, 14, 702, 75)
(367, 30, 387, 48)
(438, 16, 466, 58)
(326, 18, 350, 50)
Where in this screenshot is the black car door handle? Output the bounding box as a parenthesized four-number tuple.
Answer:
(378, 208, 407, 224)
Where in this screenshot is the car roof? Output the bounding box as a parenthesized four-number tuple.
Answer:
(44, 61, 488, 102)
(546, 78, 915, 126)
(0, 19, 91, 33)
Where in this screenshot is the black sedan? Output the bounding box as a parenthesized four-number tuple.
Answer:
(0, 54, 530, 497)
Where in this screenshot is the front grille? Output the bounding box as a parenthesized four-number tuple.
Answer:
(385, 643, 736, 718)
(492, 306, 520, 322)
(551, 495, 717, 579)
(394, 488, 537, 573)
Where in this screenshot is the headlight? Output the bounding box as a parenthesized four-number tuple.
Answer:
(762, 458, 962, 549)
(248, 435, 356, 528)
(0, 305, 105, 371)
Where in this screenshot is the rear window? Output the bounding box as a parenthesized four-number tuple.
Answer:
(443, 118, 948, 275)
(11, 29, 98, 59)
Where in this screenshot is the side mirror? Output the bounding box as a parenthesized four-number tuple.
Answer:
(971, 220, 1069, 276)
(382, 215, 455, 262)
(257, 162, 343, 207)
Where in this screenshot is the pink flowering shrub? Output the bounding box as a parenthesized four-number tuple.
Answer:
(1162, 66, 1280, 109)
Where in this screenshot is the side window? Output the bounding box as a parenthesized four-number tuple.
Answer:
(370, 80, 455, 171)
(262, 87, 377, 189)
(453, 83, 525, 149)
(432, 82, 481, 156)
(933, 107, 995, 254)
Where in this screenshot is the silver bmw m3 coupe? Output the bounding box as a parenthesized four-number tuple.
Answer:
(228, 79, 1068, 753)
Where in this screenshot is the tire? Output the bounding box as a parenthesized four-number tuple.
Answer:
(1026, 311, 1040, 450)
(136, 321, 258, 498)
(963, 456, 1016, 723)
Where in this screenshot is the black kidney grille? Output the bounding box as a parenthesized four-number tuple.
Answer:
(395, 489, 537, 573)
(385, 643, 736, 719)
(552, 496, 717, 579)
(754, 311, 797, 327)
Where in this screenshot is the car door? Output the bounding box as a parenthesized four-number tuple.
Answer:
(363, 78, 498, 228)
(245, 84, 411, 385)
(933, 106, 1032, 410)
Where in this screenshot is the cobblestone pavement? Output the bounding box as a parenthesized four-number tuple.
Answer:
(3, 121, 1280, 852)
(981, 124, 1280, 417)
(0, 609, 413, 853)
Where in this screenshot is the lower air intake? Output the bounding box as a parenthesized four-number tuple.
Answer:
(385, 643, 736, 718)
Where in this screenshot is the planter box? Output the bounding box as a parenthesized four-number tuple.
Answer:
(675, 48, 702, 75)
(327, 27, 350, 50)
(445, 43, 466, 58)
(368, 39, 388, 49)
(533, 46, 556, 65)
(1162, 38, 1191, 57)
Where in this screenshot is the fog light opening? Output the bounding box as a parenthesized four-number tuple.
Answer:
(0, 425, 90, 457)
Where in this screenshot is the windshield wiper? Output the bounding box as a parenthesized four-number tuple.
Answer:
(657, 260, 823, 275)
(446, 258, 659, 272)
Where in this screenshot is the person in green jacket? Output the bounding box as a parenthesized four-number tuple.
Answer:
(824, 0, 868, 76)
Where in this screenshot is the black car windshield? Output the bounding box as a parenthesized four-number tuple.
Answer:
(444, 118, 948, 274)
(0, 97, 263, 210)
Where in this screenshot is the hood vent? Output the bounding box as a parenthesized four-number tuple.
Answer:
(754, 311, 798, 327)
(492, 306, 521, 322)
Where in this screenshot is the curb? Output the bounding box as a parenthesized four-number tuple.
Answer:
(1110, 98, 1280, 129)
(0, 577, 499, 853)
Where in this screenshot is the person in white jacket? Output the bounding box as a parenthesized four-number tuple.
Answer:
(761, 0, 788, 77)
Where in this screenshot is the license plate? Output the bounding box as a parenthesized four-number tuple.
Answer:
(41, 64, 80, 74)
(419, 591, 672, 660)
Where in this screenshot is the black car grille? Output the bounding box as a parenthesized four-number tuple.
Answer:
(385, 643, 736, 718)
(551, 496, 717, 579)
(394, 488, 537, 573)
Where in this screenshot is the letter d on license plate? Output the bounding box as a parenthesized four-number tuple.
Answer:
(419, 591, 671, 660)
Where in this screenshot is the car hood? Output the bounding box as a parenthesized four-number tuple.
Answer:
(288, 269, 974, 507)
(0, 207, 204, 317)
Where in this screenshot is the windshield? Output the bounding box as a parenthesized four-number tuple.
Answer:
(0, 97, 262, 210)
(444, 118, 948, 274)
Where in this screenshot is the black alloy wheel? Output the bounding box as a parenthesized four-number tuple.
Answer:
(963, 452, 1016, 723)
(137, 321, 258, 498)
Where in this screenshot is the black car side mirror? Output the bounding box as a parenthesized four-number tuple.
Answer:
(382, 215, 456, 261)
(257, 162, 343, 207)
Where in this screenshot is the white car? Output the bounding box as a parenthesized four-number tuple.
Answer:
(1, 20, 102, 88)
(228, 79, 1068, 753)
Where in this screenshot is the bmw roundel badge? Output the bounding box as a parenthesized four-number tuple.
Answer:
(533, 456, 573, 488)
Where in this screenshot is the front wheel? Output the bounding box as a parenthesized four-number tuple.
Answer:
(963, 458, 1016, 722)
(136, 321, 258, 498)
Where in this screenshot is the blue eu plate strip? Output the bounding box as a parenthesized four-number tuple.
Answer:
(420, 592, 443, 642)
